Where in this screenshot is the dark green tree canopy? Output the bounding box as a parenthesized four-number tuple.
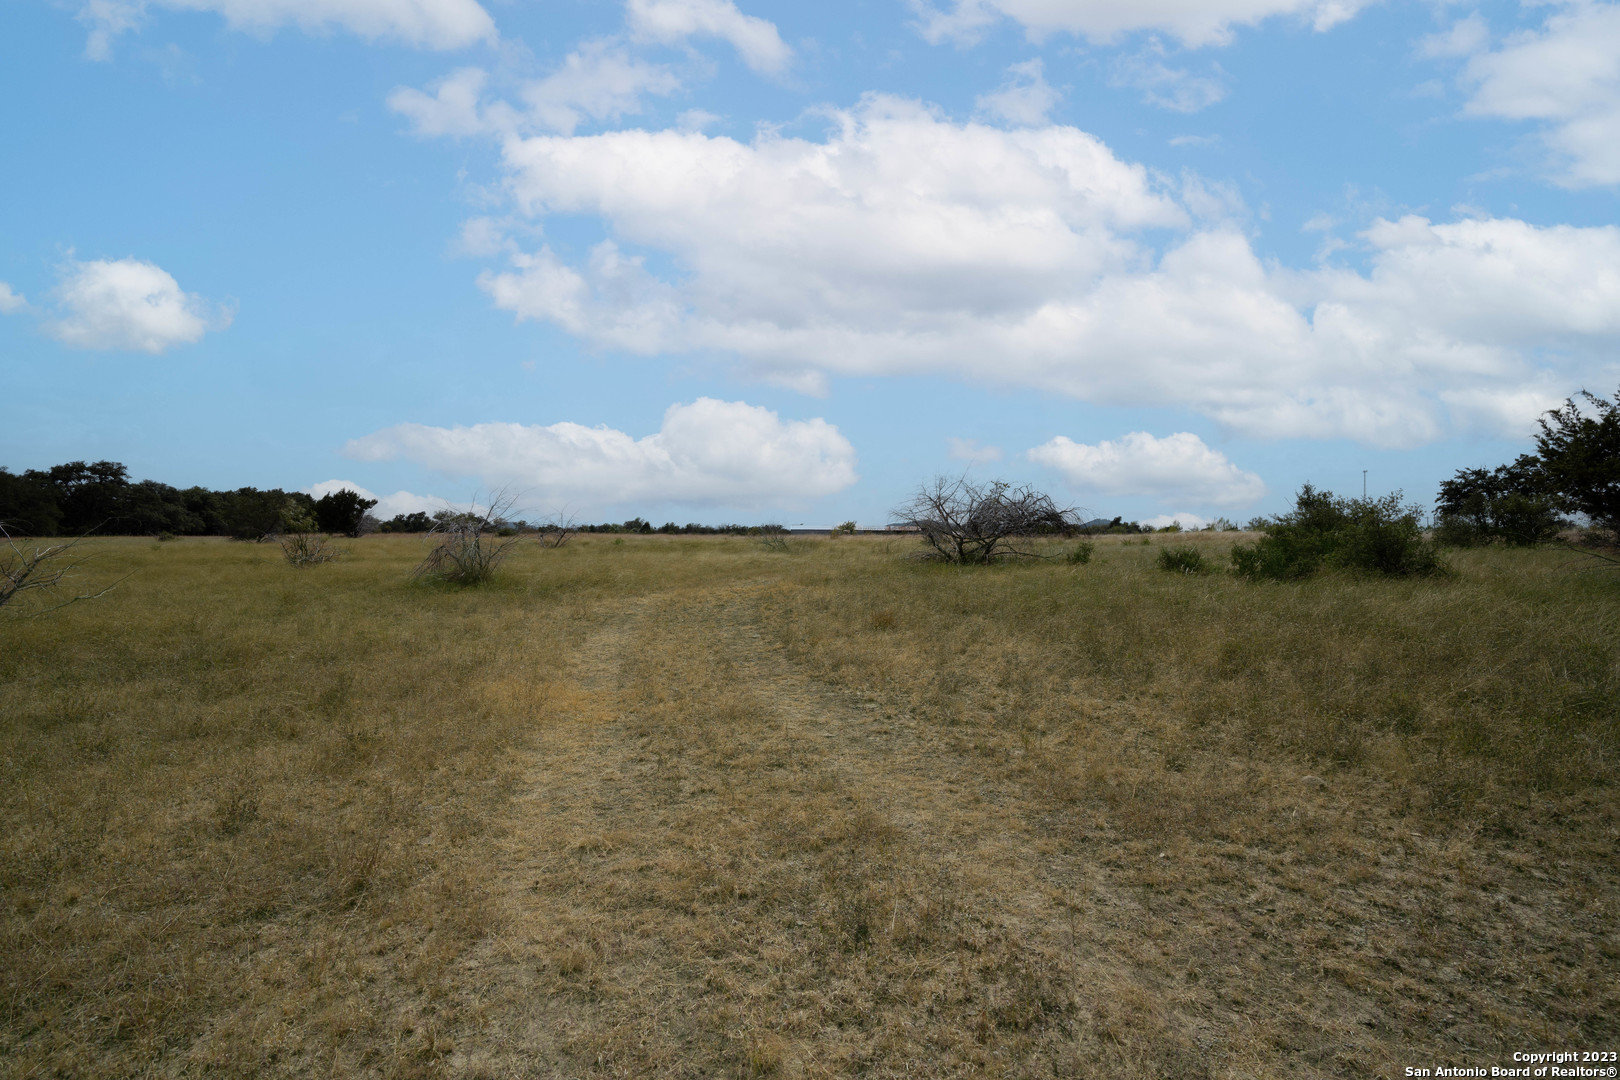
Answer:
(1435, 386, 1620, 547)
(0, 461, 316, 539)
(377, 511, 433, 533)
(1535, 387, 1620, 533)
(313, 489, 379, 537)
(1435, 455, 1561, 547)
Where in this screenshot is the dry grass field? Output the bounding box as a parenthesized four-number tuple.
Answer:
(2, 533, 1617, 1078)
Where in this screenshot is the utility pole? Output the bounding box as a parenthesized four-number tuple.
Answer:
(1363, 470, 1367, 498)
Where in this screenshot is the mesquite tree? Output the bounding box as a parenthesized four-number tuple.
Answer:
(895, 477, 1079, 564)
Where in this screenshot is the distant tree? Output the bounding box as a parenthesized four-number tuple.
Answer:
(121, 480, 203, 535)
(0, 468, 63, 535)
(40, 461, 130, 534)
(378, 511, 433, 533)
(895, 477, 1079, 564)
(1435, 455, 1561, 547)
(313, 489, 379, 537)
(213, 487, 312, 540)
(833, 520, 858, 535)
(1535, 387, 1620, 539)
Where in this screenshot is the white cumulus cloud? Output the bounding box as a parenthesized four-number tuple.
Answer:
(388, 67, 504, 137)
(47, 258, 229, 353)
(461, 96, 1620, 447)
(1451, 2, 1620, 187)
(1112, 46, 1228, 112)
(390, 44, 681, 138)
(946, 437, 1004, 463)
(0, 283, 26, 314)
(344, 398, 858, 509)
(626, 0, 792, 74)
(79, 0, 496, 59)
(520, 41, 683, 135)
(910, 0, 1373, 49)
(976, 59, 1062, 125)
(1028, 431, 1265, 506)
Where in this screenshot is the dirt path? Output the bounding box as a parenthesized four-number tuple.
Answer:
(446, 586, 1111, 1078)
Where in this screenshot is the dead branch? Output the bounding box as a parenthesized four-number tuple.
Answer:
(1, 523, 126, 614)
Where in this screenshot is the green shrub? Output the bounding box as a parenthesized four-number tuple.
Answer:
(1433, 513, 1487, 549)
(1232, 485, 1444, 580)
(1157, 545, 1209, 574)
(1064, 540, 1094, 565)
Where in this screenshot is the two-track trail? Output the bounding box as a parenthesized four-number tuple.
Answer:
(433, 572, 1606, 1080)
(442, 584, 1117, 1079)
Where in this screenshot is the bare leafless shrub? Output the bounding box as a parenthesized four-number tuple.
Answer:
(414, 492, 527, 585)
(894, 476, 1080, 564)
(757, 523, 792, 553)
(0, 523, 123, 614)
(538, 510, 579, 549)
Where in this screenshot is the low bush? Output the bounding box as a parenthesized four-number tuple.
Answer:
(1232, 485, 1445, 580)
(1064, 540, 1094, 565)
(276, 504, 339, 568)
(1157, 545, 1209, 574)
(758, 524, 792, 553)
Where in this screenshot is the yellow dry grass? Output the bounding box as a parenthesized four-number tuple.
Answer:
(2, 532, 1616, 1078)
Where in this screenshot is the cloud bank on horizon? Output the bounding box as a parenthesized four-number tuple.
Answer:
(346, 399, 859, 510)
(6, 0, 1620, 525)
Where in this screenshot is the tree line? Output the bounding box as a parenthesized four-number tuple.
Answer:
(5, 386, 1612, 544)
(0, 464, 801, 540)
(0, 462, 320, 539)
(0, 463, 394, 539)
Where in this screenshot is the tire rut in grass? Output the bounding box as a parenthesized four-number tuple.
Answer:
(456, 587, 1101, 1078)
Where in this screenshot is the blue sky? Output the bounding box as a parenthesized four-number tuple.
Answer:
(3, 0, 1617, 527)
